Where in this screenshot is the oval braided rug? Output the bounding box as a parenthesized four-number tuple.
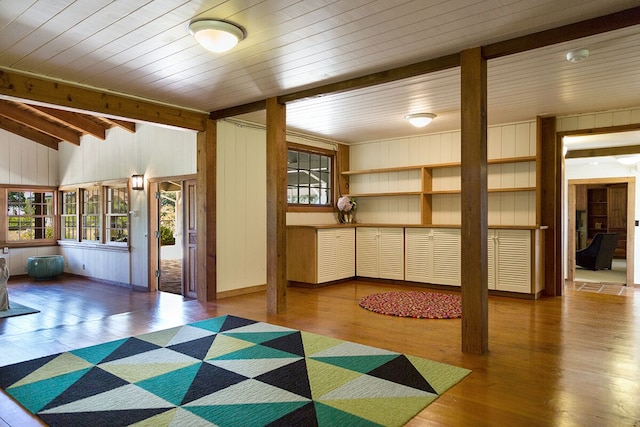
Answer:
(359, 291, 462, 319)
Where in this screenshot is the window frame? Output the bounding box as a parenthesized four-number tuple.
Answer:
(57, 180, 131, 250)
(0, 185, 58, 247)
(105, 185, 129, 245)
(287, 143, 335, 212)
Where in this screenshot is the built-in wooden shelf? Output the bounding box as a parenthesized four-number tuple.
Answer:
(342, 155, 538, 225)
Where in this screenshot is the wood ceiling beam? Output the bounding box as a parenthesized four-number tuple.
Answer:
(0, 100, 81, 145)
(106, 118, 136, 133)
(209, 55, 460, 119)
(0, 68, 208, 131)
(29, 105, 107, 139)
(566, 145, 640, 159)
(278, 53, 461, 105)
(0, 116, 59, 150)
(482, 6, 640, 59)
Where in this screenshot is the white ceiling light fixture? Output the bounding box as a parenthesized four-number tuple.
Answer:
(616, 155, 640, 165)
(405, 113, 436, 127)
(566, 48, 589, 63)
(189, 19, 245, 53)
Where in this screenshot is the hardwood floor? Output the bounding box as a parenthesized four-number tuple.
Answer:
(1, 275, 639, 426)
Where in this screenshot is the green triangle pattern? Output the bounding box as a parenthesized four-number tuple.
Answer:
(6, 368, 91, 413)
(135, 363, 203, 405)
(0, 315, 470, 426)
(221, 331, 297, 344)
(310, 355, 398, 373)
(71, 338, 128, 365)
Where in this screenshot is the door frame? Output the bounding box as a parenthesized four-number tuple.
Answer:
(567, 177, 635, 285)
(148, 174, 196, 293)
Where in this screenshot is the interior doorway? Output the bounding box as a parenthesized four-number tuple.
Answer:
(158, 181, 183, 295)
(567, 177, 635, 286)
(149, 175, 197, 298)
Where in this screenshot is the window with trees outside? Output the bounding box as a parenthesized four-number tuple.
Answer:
(60, 191, 77, 240)
(287, 145, 333, 207)
(106, 186, 128, 243)
(82, 188, 101, 242)
(7, 190, 55, 242)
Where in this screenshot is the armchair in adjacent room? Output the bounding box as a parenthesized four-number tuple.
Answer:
(575, 232, 619, 271)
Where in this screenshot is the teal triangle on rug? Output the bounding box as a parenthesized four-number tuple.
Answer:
(0, 314, 470, 426)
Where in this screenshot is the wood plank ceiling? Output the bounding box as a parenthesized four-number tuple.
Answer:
(0, 99, 135, 149)
(0, 1, 639, 144)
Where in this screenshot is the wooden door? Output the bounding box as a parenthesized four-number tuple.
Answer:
(607, 184, 627, 258)
(183, 180, 198, 298)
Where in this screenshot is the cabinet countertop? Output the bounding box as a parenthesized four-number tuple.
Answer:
(287, 224, 548, 230)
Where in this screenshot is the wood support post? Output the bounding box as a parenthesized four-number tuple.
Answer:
(539, 116, 560, 296)
(266, 97, 287, 314)
(460, 47, 488, 355)
(196, 119, 217, 301)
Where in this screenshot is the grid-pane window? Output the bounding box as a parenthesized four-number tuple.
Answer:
(7, 191, 54, 241)
(82, 188, 101, 242)
(106, 187, 128, 243)
(60, 191, 77, 240)
(287, 147, 332, 206)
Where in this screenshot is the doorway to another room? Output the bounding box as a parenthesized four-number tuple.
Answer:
(567, 178, 634, 288)
(149, 177, 198, 298)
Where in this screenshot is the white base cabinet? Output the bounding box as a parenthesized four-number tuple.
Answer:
(288, 225, 543, 296)
(489, 229, 539, 293)
(286, 226, 355, 285)
(405, 228, 461, 286)
(356, 227, 404, 280)
(317, 228, 356, 283)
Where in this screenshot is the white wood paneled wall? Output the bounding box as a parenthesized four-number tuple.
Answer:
(58, 123, 197, 286)
(216, 121, 267, 293)
(351, 121, 537, 225)
(0, 129, 59, 274)
(557, 107, 640, 131)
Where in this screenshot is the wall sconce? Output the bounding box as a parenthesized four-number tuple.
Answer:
(131, 174, 144, 190)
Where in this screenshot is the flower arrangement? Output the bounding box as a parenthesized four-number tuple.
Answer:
(337, 195, 357, 223)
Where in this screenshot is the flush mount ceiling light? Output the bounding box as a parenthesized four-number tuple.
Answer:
(616, 155, 640, 165)
(189, 19, 245, 53)
(405, 113, 436, 127)
(566, 48, 589, 63)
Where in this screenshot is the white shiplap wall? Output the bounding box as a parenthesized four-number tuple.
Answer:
(216, 121, 267, 293)
(0, 129, 59, 274)
(58, 124, 197, 287)
(350, 121, 537, 225)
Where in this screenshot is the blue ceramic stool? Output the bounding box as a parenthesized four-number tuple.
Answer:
(26, 255, 64, 280)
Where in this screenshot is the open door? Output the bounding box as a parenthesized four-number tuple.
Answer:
(148, 176, 197, 298)
(183, 179, 197, 299)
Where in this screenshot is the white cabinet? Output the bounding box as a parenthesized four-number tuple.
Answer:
(405, 228, 460, 286)
(287, 226, 355, 285)
(488, 229, 531, 293)
(316, 228, 355, 283)
(356, 227, 404, 280)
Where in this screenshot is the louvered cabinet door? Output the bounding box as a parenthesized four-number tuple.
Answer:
(431, 228, 461, 286)
(487, 230, 496, 290)
(494, 229, 531, 293)
(356, 227, 379, 278)
(378, 227, 404, 280)
(334, 228, 356, 280)
(405, 228, 433, 283)
(317, 229, 338, 283)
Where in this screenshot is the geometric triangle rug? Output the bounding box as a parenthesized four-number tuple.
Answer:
(0, 315, 470, 426)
